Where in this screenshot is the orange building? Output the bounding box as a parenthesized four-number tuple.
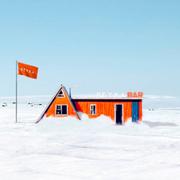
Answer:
(36, 85, 143, 125)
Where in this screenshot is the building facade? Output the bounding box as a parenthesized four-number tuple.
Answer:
(37, 85, 143, 124)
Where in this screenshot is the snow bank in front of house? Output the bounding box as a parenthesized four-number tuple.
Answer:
(1, 96, 180, 180)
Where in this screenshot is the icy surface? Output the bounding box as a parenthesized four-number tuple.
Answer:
(0, 97, 180, 180)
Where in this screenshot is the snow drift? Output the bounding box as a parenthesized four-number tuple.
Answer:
(0, 96, 180, 180)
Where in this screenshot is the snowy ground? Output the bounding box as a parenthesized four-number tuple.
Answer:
(0, 96, 180, 180)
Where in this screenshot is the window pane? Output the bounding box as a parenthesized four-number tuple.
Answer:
(56, 106, 62, 114)
(62, 105, 67, 114)
(56, 105, 67, 115)
(90, 105, 96, 115)
(57, 106, 61, 110)
(56, 110, 60, 114)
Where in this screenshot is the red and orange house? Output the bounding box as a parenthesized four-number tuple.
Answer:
(36, 85, 143, 124)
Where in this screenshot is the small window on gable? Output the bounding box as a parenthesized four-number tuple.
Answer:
(57, 89, 64, 98)
(90, 104, 96, 115)
(56, 105, 68, 115)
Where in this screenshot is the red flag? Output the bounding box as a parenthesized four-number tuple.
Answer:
(18, 62, 38, 79)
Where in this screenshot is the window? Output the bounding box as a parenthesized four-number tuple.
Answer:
(57, 90, 64, 98)
(56, 105, 68, 115)
(90, 104, 96, 115)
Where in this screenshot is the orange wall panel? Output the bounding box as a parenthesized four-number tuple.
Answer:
(74, 101, 133, 122)
(46, 97, 77, 118)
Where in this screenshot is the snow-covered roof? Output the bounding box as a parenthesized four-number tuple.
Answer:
(72, 95, 143, 100)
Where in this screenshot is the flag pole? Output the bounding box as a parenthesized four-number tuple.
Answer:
(16, 61, 18, 123)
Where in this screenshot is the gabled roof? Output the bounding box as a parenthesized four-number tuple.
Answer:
(62, 86, 80, 120)
(36, 85, 80, 124)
